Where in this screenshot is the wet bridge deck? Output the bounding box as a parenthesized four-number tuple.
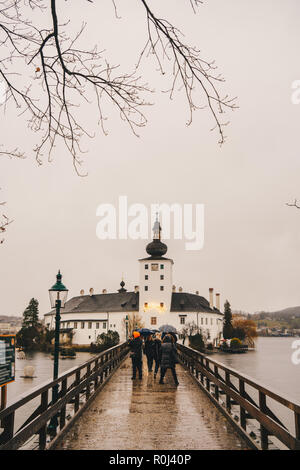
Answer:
(56, 358, 249, 450)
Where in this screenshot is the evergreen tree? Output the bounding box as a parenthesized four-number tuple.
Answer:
(22, 298, 40, 328)
(223, 300, 234, 339)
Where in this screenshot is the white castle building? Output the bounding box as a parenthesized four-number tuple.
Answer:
(44, 220, 224, 346)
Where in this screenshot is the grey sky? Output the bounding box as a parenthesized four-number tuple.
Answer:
(1, 0, 300, 318)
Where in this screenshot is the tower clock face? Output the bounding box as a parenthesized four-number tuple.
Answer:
(151, 263, 159, 271)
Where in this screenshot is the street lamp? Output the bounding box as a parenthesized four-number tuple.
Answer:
(48, 270, 68, 436)
(125, 315, 129, 340)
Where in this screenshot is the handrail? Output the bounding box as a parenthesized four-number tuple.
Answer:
(0, 342, 129, 450)
(177, 343, 300, 450)
(179, 345, 300, 413)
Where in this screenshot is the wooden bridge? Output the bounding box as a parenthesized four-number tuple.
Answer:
(0, 342, 299, 451)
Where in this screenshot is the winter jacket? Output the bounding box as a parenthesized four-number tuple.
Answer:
(153, 339, 162, 361)
(129, 337, 143, 360)
(143, 339, 156, 358)
(160, 342, 178, 368)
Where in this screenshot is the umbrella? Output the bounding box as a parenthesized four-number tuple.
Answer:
(136, 328, 156, 337)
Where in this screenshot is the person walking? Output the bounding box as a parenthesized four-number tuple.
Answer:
(159, 335, 179, 386)
(129, 331, 143, 380)
(153, 333, 162, 379)
(143, 334, 155, 373)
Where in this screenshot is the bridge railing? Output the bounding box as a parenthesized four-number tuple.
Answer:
(177, 343, 300, 450)
(0, 342, 129, 450)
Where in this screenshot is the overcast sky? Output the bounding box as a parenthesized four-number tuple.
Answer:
(1, 0, 300, 319)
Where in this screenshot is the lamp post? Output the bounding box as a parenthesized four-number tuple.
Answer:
(125, 315, 129, 341)
(48, 270, 68, 436)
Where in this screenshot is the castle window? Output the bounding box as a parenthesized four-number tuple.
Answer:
(96, 322, 99, 329)
(160, 286, 164, 291)
(145, 286, 148, 291)
(145, 275, 148, 280)
(145, 264, 149, 270)
(201, 318, 203, 325)
(67, 322, 70, 328)
(160, 264, 164, 269)
(103, 322, 107, 329)
(160, 275, 164, 280)
(81, 322, 85, 329)
(151, 317, 157, 325)
(180, 317, 186, 325)
(151, 263, 159, 271)
(88, 322, 92, 329)
(205, 318, 208, 325)
(160, 302, 164, 308)
(144, 302, 148, 308)
(74, 322, 77, 329)
(211, 318, 213, 325)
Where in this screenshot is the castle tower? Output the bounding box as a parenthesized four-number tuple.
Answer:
(138, 215, 173, 328)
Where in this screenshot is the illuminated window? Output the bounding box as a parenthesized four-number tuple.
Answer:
(144, 302, 148, 308)
(160, 302, 164, 308)
(160, 286, 164, 291)
(151, 317, 157, 325)
(151, 263, 159, 271)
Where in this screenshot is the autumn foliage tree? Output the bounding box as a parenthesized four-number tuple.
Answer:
(232, 315, 258, 348)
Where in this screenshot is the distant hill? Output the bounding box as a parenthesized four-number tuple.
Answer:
(270, 306, 300, 317)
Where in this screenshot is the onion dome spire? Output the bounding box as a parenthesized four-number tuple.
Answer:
(118, 277, 127, 293)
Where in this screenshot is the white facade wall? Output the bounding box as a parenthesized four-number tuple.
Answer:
(139, 258, 173, 314)
(44, 311, 132, 344)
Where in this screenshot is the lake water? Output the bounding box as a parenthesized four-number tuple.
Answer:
(213, 337, 300, 403)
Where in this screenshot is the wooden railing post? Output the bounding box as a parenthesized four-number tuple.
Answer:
(60, 378, 67, 430)
(259, 391, 269, 450)
(205, 359, 210, 392)
(74, 370, 81, 413)
(94, 359, 99, 388)
(0, 411, 15, 445)
(295, 412, 300, 443)
(225, 371, 231, 411)
(239, 379, 246, 430)
(86, 364, 91, 400)
(214, 365, 219, 401)
(38, 390, 48, 450)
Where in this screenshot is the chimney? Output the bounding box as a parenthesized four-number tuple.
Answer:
(216, 293, 220, 311)
(209, 288, 214, 309)
(134, 285, 139, 293)
(80, 289, 85, 296)
(172, 285, 176, 292)
(89, 288, 94, 296)
(102, 288, 107, 294)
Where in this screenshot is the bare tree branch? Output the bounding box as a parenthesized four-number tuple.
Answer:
(0, 0, 236, 171)
(286, 200, 300, 209)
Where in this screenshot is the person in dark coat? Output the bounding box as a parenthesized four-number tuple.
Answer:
(143, 334, 156, 372)
(159, 335, 179, 386)
(153, 333, 162, 378)
(128, 331, 143, 380)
